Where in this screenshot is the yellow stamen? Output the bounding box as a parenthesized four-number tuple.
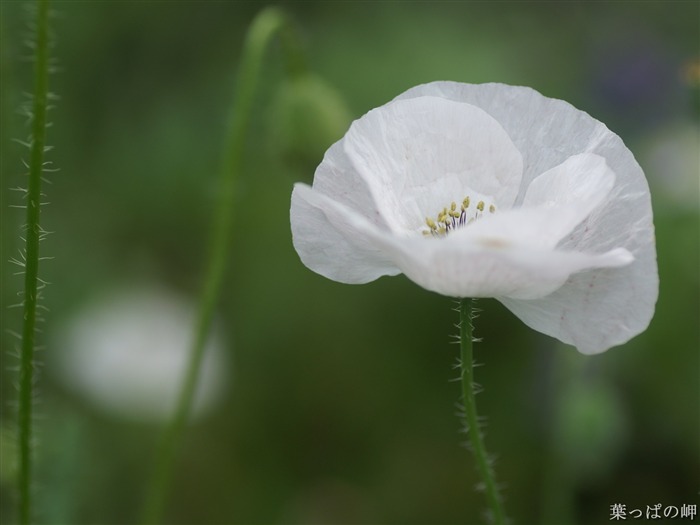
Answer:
(422, 194, 496, 238)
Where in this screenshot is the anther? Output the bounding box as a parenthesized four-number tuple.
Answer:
(423, 194, 495, 238)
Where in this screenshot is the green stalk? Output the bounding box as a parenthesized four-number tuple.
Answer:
(459, 298, 508, 525)
(139, 8, 305, 524)
(18, 1, 51, 524)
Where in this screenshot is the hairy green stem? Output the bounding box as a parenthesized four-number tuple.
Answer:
(139, 8, 305, 524)
(459, 299, 507, 525)
(18, 1, 51, 524)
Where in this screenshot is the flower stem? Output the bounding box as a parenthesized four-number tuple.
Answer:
(139, 8, 305, 525)
(18, 1, 51, 524)
(459, 298, 508, 525)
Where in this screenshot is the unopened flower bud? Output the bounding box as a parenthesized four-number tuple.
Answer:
(268, 74, 352, 169)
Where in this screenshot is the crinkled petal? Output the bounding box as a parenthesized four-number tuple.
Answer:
(312, 139, 390, 231)
(379, 235, 632, 301)
(396, 82, 658, 353)
(497, 254, 652, 354)
(523, 154, 614, 211)
(292, 183, 632, 301)
(455, 153, 615, 251)
(291, 183, 400, 284)
(343, 96, 523, 233)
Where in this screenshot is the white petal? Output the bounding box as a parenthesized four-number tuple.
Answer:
(395, 82, 612, 204)
(523, 154, 614, 210)
(378, 234, 633, 300)
(293, 182, 631, 299)
(516, 153, 616, 247)
(290, 183, 400, 284)
(293, 176, 634, 312)
(343, 96, 523, 233)
(497, 252, 655, 354)
(312, 139, 390, 231)
(441, 154, 614, 254)
(450, 207, 590, 252)
(396, 82, 657, 353)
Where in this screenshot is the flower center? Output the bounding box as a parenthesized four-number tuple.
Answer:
(422, 196, 496, 237)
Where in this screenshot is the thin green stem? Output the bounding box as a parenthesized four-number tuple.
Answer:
(139, 8, 305, 525)
(459, 298, 508, 525)
(18, 1, 51, 524)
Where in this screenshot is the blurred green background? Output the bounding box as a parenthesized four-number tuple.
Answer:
(1, 2, 698, 524)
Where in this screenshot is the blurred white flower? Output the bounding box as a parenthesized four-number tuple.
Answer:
(290, 82, 658, 354)
(53, 286, 228, 422)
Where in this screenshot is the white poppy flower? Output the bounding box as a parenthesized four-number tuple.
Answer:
(290, 82, 658, 354)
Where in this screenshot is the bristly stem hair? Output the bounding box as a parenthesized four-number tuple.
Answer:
(459, 298, 508, 525)
(139, 8, 306, 525)
(18, 0, 51, 524)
